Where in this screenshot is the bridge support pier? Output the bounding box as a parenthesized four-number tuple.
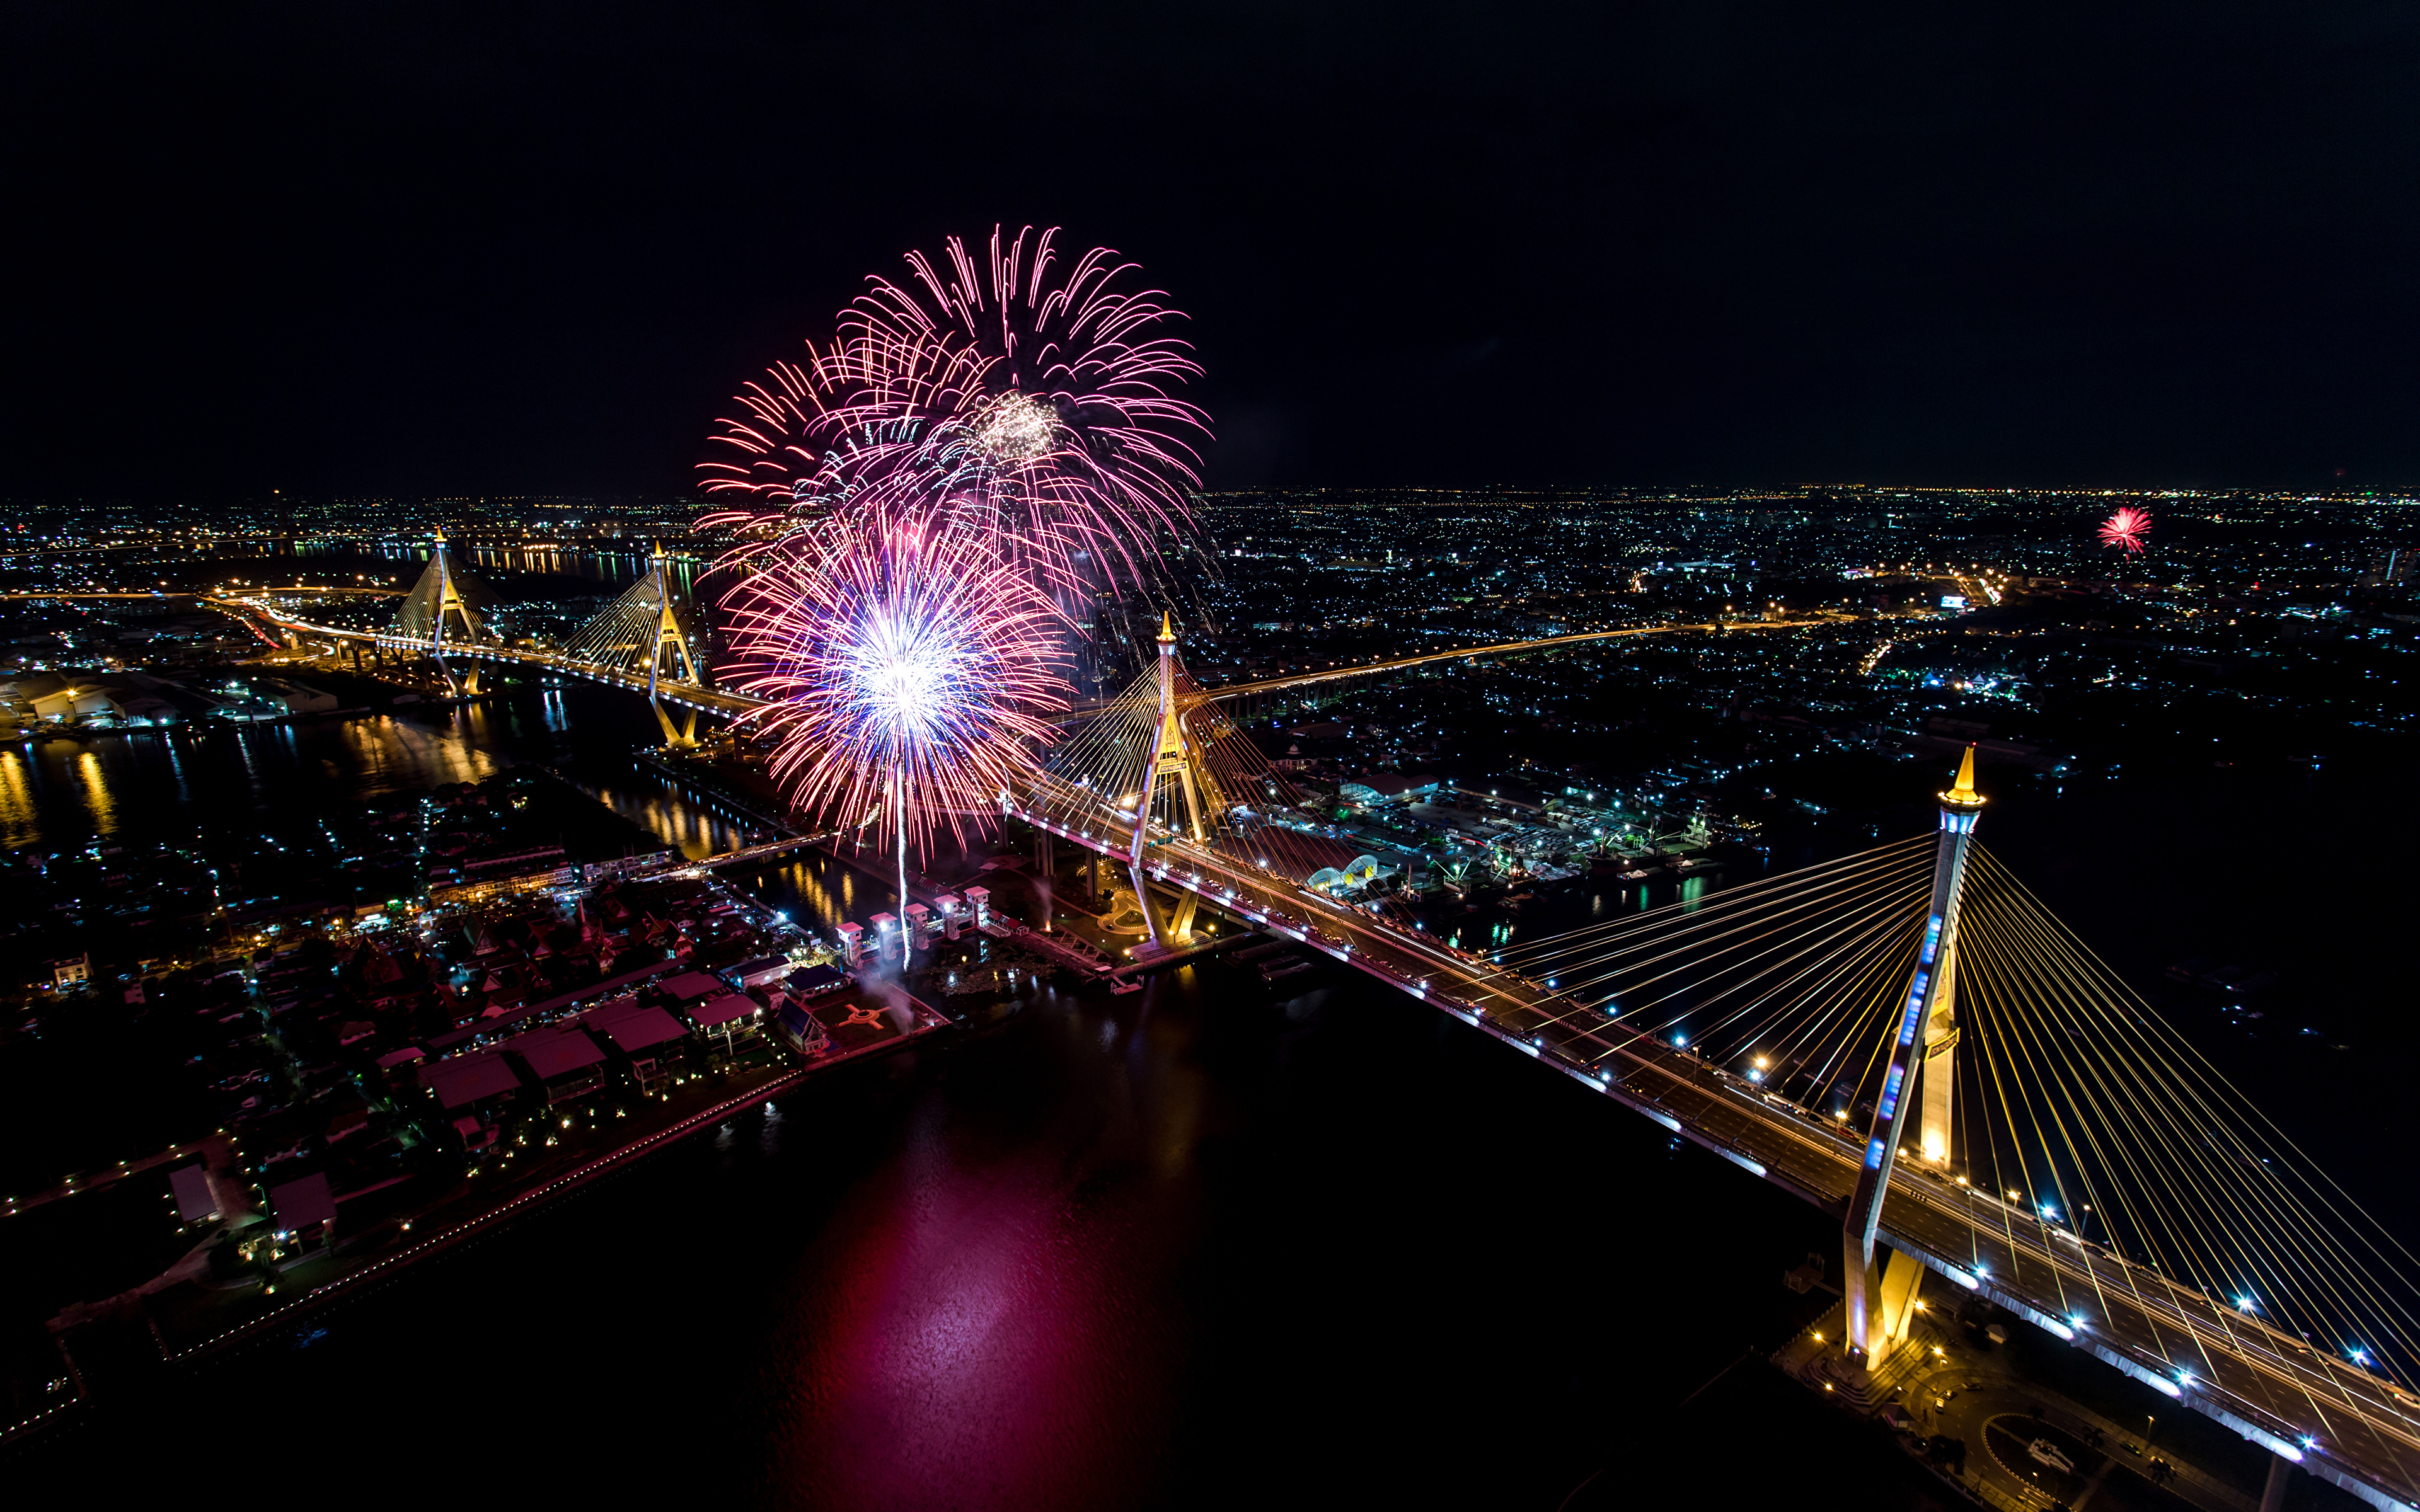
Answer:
(652, 696, 697, 748)
(1878, 1246, 1925, 1353)
(2261, 1451, 2293, 1512)
(1843, 1240, 1928, 1371)
(1032, 830, 1056, 932)
(434, 654, 480, 698)
(1129, 859, 1172, 945)
(1125, 864, 1200, 948)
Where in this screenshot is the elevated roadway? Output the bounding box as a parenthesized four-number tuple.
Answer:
(236, 597, 1812, 732)
(211, 598, 754, 724)
(1011, 772, 2420, 1512)
(1196, 617, 1806, 701)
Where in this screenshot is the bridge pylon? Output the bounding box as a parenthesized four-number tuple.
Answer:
(1842, 743, 1984, 1369)
(560, 542, 710, 747)
(643, 544, 702, 745)
(1127, 614, 1220, 946)
(1920, 943, 1959, 1170)
(394, 530, 495, 696)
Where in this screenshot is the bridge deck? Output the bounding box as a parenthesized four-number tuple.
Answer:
(1013, 781, 2420, 1511)
(217, 600, 758, 717)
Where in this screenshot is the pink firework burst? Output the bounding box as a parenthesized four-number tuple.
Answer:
(699, 225, 1209, 592)
(2098, 505, 2152, 555)
(722, 513, 1070, 900)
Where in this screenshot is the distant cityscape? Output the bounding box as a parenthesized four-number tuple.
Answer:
(4, 488, 2417, 1509)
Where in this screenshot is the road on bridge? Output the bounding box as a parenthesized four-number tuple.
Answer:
(217, 598, 756, 720)
(1015, 775, 2420, 1512)
(1194, 619, 1807, 701)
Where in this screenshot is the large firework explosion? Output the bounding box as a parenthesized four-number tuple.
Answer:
(2098, 504, 2152, 555)
(722, 512, 1070, 903)
(699, 225, 1210, 595)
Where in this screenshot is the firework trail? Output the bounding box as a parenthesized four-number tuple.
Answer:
(2098, 505, 2152, 555)
(722, 512, 1070, 905)
(698, 226, 1209, 592)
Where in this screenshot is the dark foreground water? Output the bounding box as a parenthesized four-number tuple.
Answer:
(14, 963, 1913, 1509)
(3, 687, 2410, 1509)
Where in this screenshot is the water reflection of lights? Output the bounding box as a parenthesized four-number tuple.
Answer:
(0, 750, 38, 845)
(763, 1091, 1176, 1511)
(768, 858, 844, 930)
(76, 750, 117, 833)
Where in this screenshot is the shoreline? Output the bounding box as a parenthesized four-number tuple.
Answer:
(5, 994, 955, 1446)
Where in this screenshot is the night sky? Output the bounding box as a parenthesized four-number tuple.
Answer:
(7, 3, 2418, 498)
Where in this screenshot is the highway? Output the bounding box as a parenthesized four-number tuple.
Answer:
(1013, 772, 2420, 1512)
(1194, 618, 1808, 701)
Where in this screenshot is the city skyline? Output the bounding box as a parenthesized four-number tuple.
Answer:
(3, 488, 2416, 1510)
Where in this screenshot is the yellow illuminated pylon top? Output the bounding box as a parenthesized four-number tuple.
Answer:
(1158, 610, 1176, 644)
(1940, 743, 1985, 808)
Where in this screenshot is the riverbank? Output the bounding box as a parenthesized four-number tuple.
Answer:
(9, 985, 955, 1444)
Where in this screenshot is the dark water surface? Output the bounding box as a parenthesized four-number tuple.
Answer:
(14, 963, 1880, 1509)
(4, 692, 2408, 1508)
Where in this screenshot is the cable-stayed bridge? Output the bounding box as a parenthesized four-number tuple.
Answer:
(224, 534, 1795, 742)
(220, 535, 742, 745)
(1015, 619, 2420, 1512)
(226, 551, 2420, 1506)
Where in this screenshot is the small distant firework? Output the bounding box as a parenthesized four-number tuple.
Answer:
(722, 513, 1069, 901)
(2098, 505, 2152, 555)
(698, 226, 1209, 592)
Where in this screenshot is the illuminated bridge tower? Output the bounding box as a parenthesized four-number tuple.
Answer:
(1842, 743, 1985, 1368)
(560, 542, 712, 747)
(393, 530, 492, 696)
(638, 543, 706, 747)
(1125, 614, 1212, 947)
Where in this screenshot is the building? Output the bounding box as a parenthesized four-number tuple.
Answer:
(1340, 773, 1440, 806)
(258, 678, 338, 714)
(6, 670, 222, 727)
(785, 963, 848, 998)
(723, 955, 793, 990)
(267, 1171, 338, 1244)
(417, 1049, 524, 1150)
(506, 1023, 609, 1107)
(655, 970, 729, 1007)
(169, 1164, 219, 1224)
(774, 995, 830, 1057)
(578, 996, 689, 1089)
(683, 990, 763, 1050)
